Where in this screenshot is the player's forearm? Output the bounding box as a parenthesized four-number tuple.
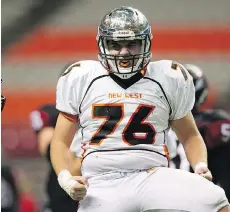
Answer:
(50, 139, 70, 175)
(50, 113, 78, 174)
(182, 134, 208, 171)
(51, 138, 87, 199)
(68, 152, 82, 176)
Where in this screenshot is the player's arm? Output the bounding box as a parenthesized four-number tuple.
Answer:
(69, 151, 82, 176)
(50, 112, 87, 200)
(171, 112, 208, 173)
(30, 106, 82, 176)
(50, 112, 78, 174)
(47, 124, 81, 175)
(169, 61, 211, 180)
(50, 64, 87, 200)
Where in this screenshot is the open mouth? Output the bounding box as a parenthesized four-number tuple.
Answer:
(119, 60, 131, 67)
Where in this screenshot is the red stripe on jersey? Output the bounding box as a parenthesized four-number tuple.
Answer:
(61, 112, 78, 122)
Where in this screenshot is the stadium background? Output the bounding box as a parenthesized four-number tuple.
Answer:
(1, 0, 230, 208)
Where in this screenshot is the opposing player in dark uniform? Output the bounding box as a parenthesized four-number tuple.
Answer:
(169, 64, 230, 200)
(1, 83, 19, 212)
(1, 92, 6, 112)
(30, 104, 80, 212)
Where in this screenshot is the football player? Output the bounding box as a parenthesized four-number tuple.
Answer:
(30, 104, 81, 211)
(1, 93, 6, 112)
(168, 64, 230, 201)
(2, 82, 38, 212)
(50, 6, 230, 212)
(1, 82, 19, 212)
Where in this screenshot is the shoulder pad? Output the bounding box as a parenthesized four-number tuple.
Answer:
(62, 62, 81, 77)
(154, 60, 190, 82)
(61, 60, 99, 78)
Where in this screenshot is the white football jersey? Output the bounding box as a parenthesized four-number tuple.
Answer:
(167, 128, 191, 171)
(56, 60, 195, 177)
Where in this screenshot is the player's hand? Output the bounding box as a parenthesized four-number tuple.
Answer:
(194, 162, 213, 181)
(70, 176, 88, 201)
(58, 170, 88, 201)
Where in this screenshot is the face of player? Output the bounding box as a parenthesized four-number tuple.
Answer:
(107, 40, 142, 68)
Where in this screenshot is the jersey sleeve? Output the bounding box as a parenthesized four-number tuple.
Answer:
(70, 132, 83, 158)
(56, 63, 83, 117)
(170, 62, 195, 120)
(166, 129, 178, 159)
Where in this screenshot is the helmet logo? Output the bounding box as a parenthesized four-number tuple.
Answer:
(113, 30, 135, 38)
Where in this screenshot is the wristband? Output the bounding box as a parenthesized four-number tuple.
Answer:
(57, 169, 78, 196)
